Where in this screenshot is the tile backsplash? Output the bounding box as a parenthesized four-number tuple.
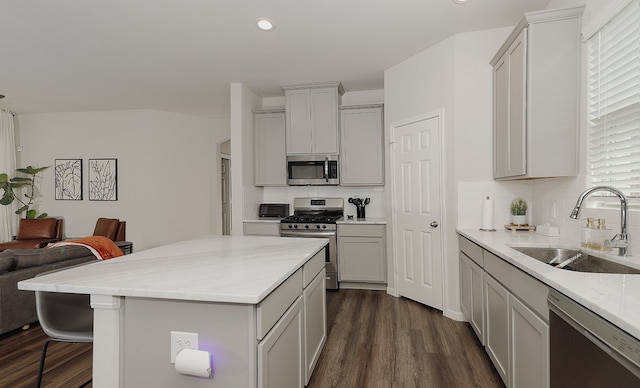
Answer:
(457, 181, 533, 230)
(259, 186, 386, 219)
(458, 178, 639, 257)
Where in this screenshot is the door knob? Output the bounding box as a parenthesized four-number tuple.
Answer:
(430, 221, 439, 228)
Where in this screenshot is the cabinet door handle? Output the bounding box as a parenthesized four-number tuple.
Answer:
(430, 221, 439, 228)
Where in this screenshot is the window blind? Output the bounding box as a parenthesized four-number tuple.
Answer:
(587, 0, 640, 198)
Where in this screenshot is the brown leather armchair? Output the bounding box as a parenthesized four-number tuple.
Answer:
(0, 218, 64, 252)
(93, 218, 126, 241)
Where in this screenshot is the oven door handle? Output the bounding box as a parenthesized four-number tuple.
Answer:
(281, 231, 335, 238)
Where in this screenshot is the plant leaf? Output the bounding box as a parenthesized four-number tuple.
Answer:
(17, 166, 50, 175)
(37, 213, 48, 219)
(0, 190, 14, 205)
(15, 205, 28, 215)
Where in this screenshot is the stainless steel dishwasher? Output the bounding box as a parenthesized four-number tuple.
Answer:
(548, 290, 640, 387)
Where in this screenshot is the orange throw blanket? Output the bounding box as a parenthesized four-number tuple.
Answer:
(48, 236, 124, 260)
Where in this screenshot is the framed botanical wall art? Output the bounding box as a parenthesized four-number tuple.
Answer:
(54, 159, 83, 200)
(89, 158, 118, 201)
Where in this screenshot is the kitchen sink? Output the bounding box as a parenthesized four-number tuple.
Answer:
(510, 246, 640, 275)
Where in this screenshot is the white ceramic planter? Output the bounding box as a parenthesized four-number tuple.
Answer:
(511, 215, 527, 225)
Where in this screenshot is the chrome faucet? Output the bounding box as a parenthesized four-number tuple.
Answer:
(570, 186, 628, 256)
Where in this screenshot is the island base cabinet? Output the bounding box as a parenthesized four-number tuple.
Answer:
(258, 296, 304, 388)
(123, 298, 256, 388)
(509, 294, 549, 388)
(304, 269, 326, 385)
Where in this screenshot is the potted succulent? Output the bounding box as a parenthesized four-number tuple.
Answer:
(0, 165, 50, 219)
(510, 198, 528, 225)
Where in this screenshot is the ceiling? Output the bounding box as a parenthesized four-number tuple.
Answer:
(0, 0, 550, 118)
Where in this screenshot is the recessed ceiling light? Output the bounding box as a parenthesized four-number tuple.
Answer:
(453, 0, 472, 4)
(256, 19, 275, 31)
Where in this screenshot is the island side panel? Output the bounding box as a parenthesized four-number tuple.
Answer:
(123, 297, 257, 387)
(91, 295, 125, 388)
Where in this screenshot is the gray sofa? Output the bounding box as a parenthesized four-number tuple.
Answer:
(0, 246, 98, 336)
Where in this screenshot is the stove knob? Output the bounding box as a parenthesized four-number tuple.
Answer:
(288, 224, 292, 229)
(322, 225, 327, 229)
(294, 225, 298, 229)
(305, 225, 309, 229)
(316, 225, 321, 229)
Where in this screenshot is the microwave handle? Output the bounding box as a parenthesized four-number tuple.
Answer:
(324, 157, 329, 182)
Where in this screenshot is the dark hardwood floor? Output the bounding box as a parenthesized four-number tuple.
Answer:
(0, 290, 502, 388)
(0, 323, 92, 388)
(307, 289, 504, 388)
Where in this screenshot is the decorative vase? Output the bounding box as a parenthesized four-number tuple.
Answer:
(511, 215, 527, 225)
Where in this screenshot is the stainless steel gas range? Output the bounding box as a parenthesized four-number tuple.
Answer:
(280, 198, 343, 290)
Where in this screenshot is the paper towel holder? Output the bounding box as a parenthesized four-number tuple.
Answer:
(480, 195, 496, 232)
(175, 348, 213, 379)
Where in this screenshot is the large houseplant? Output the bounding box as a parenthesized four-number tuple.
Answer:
(0, 165, 50, 219)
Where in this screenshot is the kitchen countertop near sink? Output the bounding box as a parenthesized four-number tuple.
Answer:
(457, 228, 640, 340)
(338, 217, 387, 225)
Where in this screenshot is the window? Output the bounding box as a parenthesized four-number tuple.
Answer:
(586, 0, 640, 198)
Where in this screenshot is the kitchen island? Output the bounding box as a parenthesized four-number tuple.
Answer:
(19, 235, 329, 388)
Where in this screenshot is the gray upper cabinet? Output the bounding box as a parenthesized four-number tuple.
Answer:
(340, 104, 384, 186)
(491, 6, 584, 180)
(283, 82, 344, 155)
(254, 109, 287, 186)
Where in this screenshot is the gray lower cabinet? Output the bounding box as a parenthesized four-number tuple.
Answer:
(484, 273, 510, 385)
(339, 104, 384, 186)
(459, 252, 485, 344)
(337, 224, 386, 283)
(509, 293, 549, 388)
(458, 234, 549, 388)
(244, 221, 281, 236)
(254, 109, 286, 186)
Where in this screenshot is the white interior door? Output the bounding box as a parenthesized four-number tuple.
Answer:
(391, 112, 443, 310)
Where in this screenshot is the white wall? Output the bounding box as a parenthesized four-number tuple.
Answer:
(230, 83, 262, 235)
(384, 27, 514, 320)
(385, 36, 456, 315)
(15, 109, 229, 250)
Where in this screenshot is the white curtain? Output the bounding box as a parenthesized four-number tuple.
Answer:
(0, 110, 17, 242)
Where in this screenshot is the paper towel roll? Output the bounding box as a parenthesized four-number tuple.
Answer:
(175, 349, 212, 378)
(481, 196, 494, 231)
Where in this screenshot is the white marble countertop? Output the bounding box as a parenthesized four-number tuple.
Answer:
(243, 219, 283, 223)
(338, 217, 387, 225)
(18, 235, 328, 305)
(457, 228, 640, 340)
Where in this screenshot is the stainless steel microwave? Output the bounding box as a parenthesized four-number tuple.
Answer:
(287, 155, 339, 185)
